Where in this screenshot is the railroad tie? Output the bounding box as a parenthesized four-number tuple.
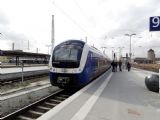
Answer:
(17, 115, 34, 120)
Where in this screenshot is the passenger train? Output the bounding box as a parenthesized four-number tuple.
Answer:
(49, 40, 111, 88)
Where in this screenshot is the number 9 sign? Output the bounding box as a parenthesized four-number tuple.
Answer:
(150, 16, 160, 31)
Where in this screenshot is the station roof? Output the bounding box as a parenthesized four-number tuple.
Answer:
(0, 50, 50, 58)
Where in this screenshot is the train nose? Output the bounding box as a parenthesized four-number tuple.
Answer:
(57, 77, 70, 84)
(145, 74, 159, 93)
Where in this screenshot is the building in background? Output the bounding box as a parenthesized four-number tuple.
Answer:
(134, 49, 157, 64)
(147, 49, 155, 63)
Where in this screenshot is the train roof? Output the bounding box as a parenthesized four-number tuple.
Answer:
(85, 43, 110, 60)
(55, 40, 85, 48)
(55, 40, 110, 60)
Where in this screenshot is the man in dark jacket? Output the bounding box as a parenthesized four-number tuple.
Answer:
(118, 60, 122, 71)
(114, 61, 117, 72)
(127, 62, 131, 71)
(111, 60, 115, 72)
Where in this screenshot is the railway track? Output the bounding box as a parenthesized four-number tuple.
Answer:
(0, 89, 76, 120)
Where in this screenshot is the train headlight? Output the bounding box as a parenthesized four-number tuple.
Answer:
(50, 68, 55, 72)
(147, 76, 151, 79)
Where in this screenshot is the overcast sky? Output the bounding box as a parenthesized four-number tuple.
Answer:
(0, 0, 160, 58)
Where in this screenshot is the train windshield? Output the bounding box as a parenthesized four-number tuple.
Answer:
(52, 45, 83, 68)
(53, 45, 81, 61)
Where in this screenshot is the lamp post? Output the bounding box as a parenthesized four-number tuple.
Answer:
(124, 33, 136, 61)
(111, 47, 115, 60)
(118, 47, 125, 59)
(101, 46, 107, 54)
(51, 15, 55, 53)
(46, 45, 51, 54)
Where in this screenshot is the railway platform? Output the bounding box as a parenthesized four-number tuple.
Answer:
(0, 66, 49, 82)
(37, 68, 160, 120)
(0, 66, 49, 74)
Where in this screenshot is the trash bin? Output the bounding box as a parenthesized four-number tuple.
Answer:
(145, 74, 159, 93)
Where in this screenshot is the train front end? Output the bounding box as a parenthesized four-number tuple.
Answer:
(49, 40, 86, 88)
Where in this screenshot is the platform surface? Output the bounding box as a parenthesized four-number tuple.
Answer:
(38, 68, 160, 120)
(0, 66, 49, 74)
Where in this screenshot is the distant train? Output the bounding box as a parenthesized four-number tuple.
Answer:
(9, 58, 48, 64)
(49, 40, 111, 88)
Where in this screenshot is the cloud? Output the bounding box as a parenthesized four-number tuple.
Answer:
(93, 0, 160, 58)
(0, 30, 31, 50)
(0, 10, 32, 51)
(0, 10, 9, 26)
(103, 2, 160, 36)
(1, 0, 160, 57)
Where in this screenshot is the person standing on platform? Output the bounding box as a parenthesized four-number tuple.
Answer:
(111, 60, 115, 72)
(118, 60, 122, 71)
(114, 61, 117, 72)
(127, 61, 131, 71)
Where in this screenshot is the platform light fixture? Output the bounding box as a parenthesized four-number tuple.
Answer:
(124, 33, 136, 61)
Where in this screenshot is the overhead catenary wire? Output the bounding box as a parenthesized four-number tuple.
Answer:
(51, 0, 96, 41)
(0, 33, 10, 40)
(52, 1, 87, 34)
(72, 0, 94, 42)
(0, 33, 16, 50)
(72, 0, 89, 22)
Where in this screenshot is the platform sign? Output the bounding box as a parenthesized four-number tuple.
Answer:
(150, 16, 160, 31)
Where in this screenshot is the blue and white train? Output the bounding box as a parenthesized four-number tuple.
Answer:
(49, 40, 111, 88)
